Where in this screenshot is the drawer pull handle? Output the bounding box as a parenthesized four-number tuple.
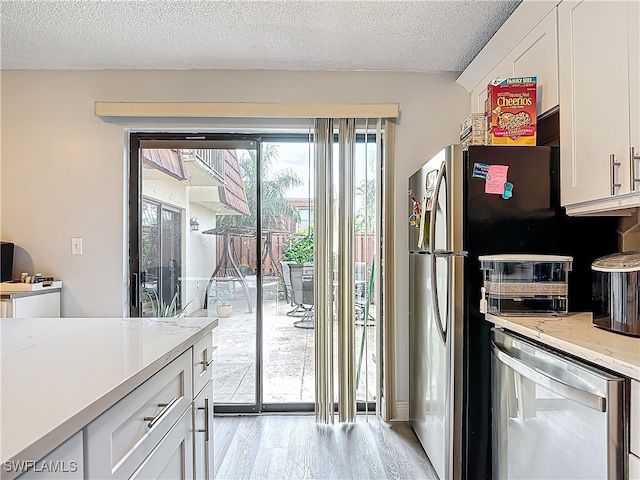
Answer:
(144, 397, 179, 428)
(631, 147, 640, 192)
(610, 154, 622, 195)
(196, 397, 210, 442)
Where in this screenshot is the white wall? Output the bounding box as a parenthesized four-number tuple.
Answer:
(0, 69, 470, 405)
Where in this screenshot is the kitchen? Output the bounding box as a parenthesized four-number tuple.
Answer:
(1, 0, 639, 479)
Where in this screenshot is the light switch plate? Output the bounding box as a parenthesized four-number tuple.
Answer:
(72, 237, 83, 255)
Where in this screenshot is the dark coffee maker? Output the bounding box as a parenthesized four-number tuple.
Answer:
(1, 242, 14, 282)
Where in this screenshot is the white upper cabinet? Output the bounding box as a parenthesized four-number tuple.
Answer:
(559, 0, 640, 213)
(471, 8, 558, 115)
(509, 10, 559, 116)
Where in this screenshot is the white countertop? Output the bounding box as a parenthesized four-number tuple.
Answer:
(486, 312, 640, 381)
(0, 316, 218, 466)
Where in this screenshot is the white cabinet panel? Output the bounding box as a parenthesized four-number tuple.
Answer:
(1, 292, 60, 318)
(14, 432, 83, 479)
(192, 332, 213, 398)
(469, 8, 558, 117)
(471, 59, 511, 116)
(629, 1, 640, 196)
(509, 9, 558, 116)
(559, 0, 640, 211)
(86, 350, 192, 479)
(630, 453, 640, 480)
(193, 380, 214, 480)
(130, 409, 194, 480)
(631, 380, 640, 457)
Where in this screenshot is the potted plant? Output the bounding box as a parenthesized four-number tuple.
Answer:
(142, 288, 193, 317)
(281, 233, 314, 303)
(208, 285, 235, 318)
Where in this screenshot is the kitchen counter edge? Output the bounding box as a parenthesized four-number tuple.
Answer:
(1, 317, 218, 474)
(486, 312, 640, 381)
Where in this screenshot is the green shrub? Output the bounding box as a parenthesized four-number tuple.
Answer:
(283, 234, 314, 264)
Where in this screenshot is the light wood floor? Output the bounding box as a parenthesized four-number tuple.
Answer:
(213, 414, 438, 480)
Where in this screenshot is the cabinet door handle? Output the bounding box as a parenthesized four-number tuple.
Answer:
(631, 147, 640, 192)
(143, 396, 179, 428)
(196, 397, 210, 442)
(610, 154, 622, 195)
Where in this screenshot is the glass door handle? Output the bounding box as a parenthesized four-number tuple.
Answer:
(491, 341, 606, 412)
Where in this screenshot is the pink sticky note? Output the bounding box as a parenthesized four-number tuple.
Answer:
(485, 165, 509, 194)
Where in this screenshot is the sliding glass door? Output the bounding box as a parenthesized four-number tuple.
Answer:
(129, 129, 383, 415)
(129, 134, 260, 413)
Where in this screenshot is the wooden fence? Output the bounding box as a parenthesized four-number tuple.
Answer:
(215, 233, 376, 277)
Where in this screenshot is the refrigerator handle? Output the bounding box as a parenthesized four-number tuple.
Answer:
(428, 161, 446, 252)
(430, 252, 447, 347)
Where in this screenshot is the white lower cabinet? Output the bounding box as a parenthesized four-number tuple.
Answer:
(10, 333, 215, 480)
(631, 453, 640, 480)
(130, 409, 194, 480)
(628, 380, 640, 480)
(192, 332, 213, 398)
(193, 380, 214, 479)
(631, 380, 640, 457)
(15, 432, 83, 479)
(1, 291, 61, 318)
(85, 350, 193, 479)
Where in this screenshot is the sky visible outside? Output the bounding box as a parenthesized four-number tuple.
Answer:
(266, 141, 377, 200)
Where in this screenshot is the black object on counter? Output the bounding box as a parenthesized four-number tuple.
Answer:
(1, 242, 14, 282)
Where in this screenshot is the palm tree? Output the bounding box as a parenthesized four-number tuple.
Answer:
(218, 144, 302, 230)
(355, 178, 376, 233)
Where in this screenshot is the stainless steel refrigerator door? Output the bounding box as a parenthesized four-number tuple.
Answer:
(409, 251, 450, 480)
(492, 330, 625, 479)
(409, 156, 453, 479)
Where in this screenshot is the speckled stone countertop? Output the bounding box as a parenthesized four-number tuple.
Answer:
(486, 312, 640, 381)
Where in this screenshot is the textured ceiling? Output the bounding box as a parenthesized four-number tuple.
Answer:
(0, 0, 521, 72)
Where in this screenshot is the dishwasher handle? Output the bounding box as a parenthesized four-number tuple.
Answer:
(492, 341, 606, 412)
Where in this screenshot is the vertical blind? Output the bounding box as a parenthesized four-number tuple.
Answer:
(314, 118, 385, 424)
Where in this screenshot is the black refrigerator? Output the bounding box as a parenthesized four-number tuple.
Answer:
(408, 145, 618, 479)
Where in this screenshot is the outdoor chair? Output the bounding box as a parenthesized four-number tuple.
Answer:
(279, 260, 294, 305)
(287, 263, 314, 329)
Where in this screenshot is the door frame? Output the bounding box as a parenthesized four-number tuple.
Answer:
(128, 131, 380, 414)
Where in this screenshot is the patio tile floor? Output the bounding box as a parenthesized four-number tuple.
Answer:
(211, 297, 377, 406)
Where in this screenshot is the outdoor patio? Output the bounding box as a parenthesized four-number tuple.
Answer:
(210, 295, 377, 406)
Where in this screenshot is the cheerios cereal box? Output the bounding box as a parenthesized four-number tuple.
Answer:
(486, 76, 537, 146)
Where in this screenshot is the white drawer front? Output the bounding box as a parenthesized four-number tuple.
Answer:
(630, 453, 640, 480)
(632, 380, 640, 457)
(86, 350, 193, 479)
(192, 332, 213, 397)
(129, 408, 193, 480)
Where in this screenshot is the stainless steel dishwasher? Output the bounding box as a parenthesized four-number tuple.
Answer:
(491, 329, 626, 479)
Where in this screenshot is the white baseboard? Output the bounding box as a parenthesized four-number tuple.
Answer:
(394, 400, 409, 421)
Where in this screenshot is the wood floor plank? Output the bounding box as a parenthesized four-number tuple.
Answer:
(370, 420, 438, 480)
(215, 416, 264, 480)
(212, 416, 238, 477)
(214, 414, 437, 480)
